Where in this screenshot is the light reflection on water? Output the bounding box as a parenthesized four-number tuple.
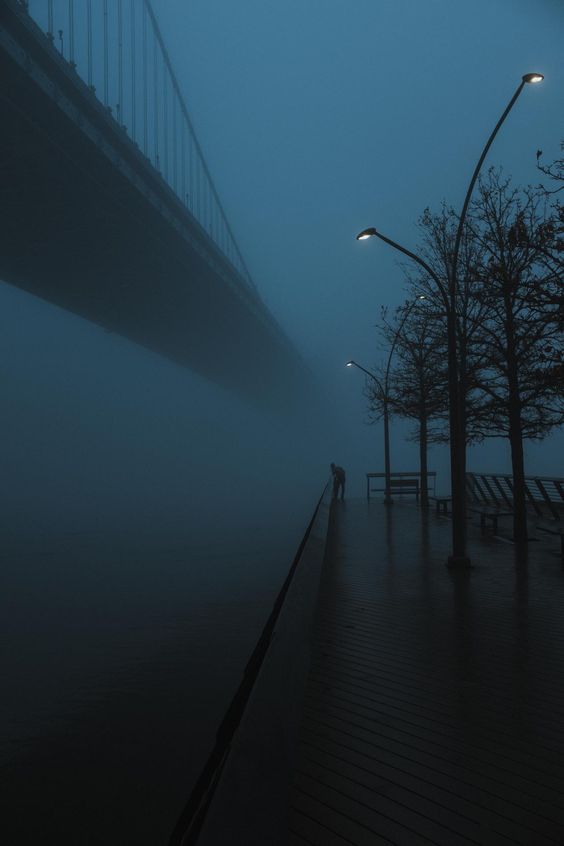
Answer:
(0, 520, 301, 845)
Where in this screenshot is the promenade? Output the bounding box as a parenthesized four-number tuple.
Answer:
(288, 499, 564, 845)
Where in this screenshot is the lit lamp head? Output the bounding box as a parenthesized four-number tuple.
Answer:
(356, 227, 378, 241)
(522, 72, 544, 84)
(346, 360, 355, 367)
(416, 294, 426, 300)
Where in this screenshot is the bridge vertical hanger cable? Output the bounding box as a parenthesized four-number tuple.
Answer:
(103, 0, 108, 107)
(143, 0, 256, 289)
(86, 0, 92, 89)
(153, 27, 159, 169)
(68, 0, 74, 68)
(196, 151, 201, 220)
(117, 0, 123, 124)
(47, 0, 53, 41)
(130, 0, 136, 142)
(173, 90, 178, 192)
(188, 128, 193, 212)
(22, 0, 255, 291)
(142, 2, 148, 154)
(163, 61, 168, 179)
(181, 115, 186, 202)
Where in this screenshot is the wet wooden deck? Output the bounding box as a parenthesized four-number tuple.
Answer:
(288, 500, 564, 846)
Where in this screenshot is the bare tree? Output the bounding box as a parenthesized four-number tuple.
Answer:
(366, 303, 448, 506)
(468, 169, 563, 542)
(407, 205, 492, 445)
(537, 141, 564, 195)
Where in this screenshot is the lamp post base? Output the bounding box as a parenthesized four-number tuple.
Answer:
(383, 496, 394, 505)
(446, 554, 472, 569)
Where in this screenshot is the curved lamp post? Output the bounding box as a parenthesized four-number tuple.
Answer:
(347, 359, 392, 501)
(356, 73, 543, 567)
(347, 295, 425, 504)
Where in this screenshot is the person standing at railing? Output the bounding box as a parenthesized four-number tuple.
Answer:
(331, 463, 346, 501)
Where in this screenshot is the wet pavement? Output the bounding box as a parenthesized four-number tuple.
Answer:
(288, 499, 564, 845)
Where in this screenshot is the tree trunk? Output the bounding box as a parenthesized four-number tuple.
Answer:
(504, 291, 528, 544)
(419, 414, 429, 507)
(507, 393, 528, 543)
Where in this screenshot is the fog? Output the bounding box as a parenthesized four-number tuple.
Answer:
(152, 0, 563, 487)
(3, 0, 562, 513)
(0, 283, 336, 533)
(1, 0, 562, 842)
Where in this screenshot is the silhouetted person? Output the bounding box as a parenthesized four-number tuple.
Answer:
(331, 463, 346, 501)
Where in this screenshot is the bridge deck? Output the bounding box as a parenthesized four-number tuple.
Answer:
(0, 0, 308, 408)
(288, 500, 564, 845)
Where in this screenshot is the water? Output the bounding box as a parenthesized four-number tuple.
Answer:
(0, 516, 307, 845)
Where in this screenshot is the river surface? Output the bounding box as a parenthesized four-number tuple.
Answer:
(0, 513, 309, 845)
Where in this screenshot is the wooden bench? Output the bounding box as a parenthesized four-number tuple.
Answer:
(536, 521, 564, 563)
(366, 472, 436, 502)
(368, 478, 420, 501)
(389, 478, 420, 500)
(429, 495, 452, 515)
(468, 505, 513, 535)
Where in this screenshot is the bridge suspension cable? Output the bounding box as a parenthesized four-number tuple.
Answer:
(22, 0, 256, 291)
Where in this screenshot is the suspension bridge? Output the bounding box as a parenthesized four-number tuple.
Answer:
(0, 0, 308, 405)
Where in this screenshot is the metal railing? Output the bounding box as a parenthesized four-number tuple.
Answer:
(20, 0, 255, 291)
(168, 483, 329, 846)
(466, 473, 564, 520)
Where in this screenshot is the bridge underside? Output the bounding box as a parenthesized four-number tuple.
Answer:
(0, 3, 308, 408)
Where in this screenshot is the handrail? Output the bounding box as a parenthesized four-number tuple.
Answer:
(168, 483, 329, 846)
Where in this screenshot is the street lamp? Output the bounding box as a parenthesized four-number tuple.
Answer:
(356, 73, 543, 567)
(347, 296, 425, 504)
(347, 359, 393, 502)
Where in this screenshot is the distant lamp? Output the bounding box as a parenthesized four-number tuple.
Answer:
(522, 73, 544, 84)
(346, 360, 354, 367)
(356, 227, 378, 241)
(416, 294, 426, 300)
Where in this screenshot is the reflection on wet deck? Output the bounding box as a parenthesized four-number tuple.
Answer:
(288, 500, 564, 846)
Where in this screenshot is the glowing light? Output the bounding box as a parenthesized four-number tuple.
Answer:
(522, 73, 544, 84)
(356, 227, 377, 241)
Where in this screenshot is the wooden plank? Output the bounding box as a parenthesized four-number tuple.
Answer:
(292, 783, 428, 846)
(287, 500, 564, 845)
(298, 738, 561, 842)
(296, 758, 485, 845)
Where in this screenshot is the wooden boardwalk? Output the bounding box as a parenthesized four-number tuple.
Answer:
(288, 500, 564, 846)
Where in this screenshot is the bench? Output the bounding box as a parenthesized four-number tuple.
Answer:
(367, 477, 419, 500)
(389, 478, 420, 500)
(429, 495, 452, 515)
(468, 505, 513, 535)
(366, 472, 436, 502)
(536, 521, 564, 563)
